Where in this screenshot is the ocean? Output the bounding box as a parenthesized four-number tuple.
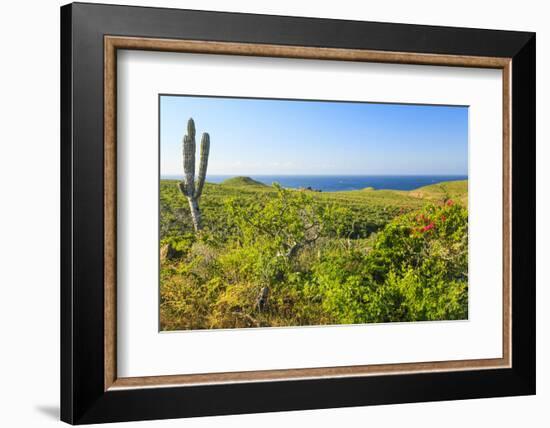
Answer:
(161, 175, 467, 192)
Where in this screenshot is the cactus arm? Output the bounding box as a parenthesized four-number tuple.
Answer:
(194, 132, 210, 200)
(182, 119, 196, 196)
(187, 116, 196, 139)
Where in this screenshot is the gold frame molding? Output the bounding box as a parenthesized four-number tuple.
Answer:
(104, 36, 512, 391)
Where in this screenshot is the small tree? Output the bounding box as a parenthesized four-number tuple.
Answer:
(178, 118, 210, 231)
(225, 184, 324, 260)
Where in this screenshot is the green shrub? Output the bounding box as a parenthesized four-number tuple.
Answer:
(313, 201, 468, 324)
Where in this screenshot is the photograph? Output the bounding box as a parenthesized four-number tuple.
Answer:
(159, 95, 469, 331)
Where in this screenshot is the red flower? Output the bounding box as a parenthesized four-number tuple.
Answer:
(441, 215, 446, 222)
(422, 222, 435, 232)
(446, 199, 454, 206)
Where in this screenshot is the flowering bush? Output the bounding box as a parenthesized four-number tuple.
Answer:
(315, 202, 468, 323)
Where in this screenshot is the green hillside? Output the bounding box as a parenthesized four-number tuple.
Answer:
(408, 180, 468, 205)
(160, 178, 468, 331)
(220, 176, 268, 188)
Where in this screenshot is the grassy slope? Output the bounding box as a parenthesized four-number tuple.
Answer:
(162, 177, 467, 205)
(217, 176, 468, 208)
(220, 176, 268, 188)
(160, 177, 467, 239)
(162, 177, 467, 210)
(408, 180, 468, 206)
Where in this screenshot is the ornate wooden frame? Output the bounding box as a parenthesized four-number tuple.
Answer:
(104, 36, 512, 390)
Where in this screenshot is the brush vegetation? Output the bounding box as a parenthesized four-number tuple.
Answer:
(160, 178, 468, 330)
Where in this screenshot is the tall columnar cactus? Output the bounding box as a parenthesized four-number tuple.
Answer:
(178, 118, 210, 231)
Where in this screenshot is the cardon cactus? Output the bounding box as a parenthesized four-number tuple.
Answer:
(178, 118, 210, 231)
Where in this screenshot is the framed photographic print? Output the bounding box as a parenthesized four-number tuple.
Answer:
(60, 2, 536, 424)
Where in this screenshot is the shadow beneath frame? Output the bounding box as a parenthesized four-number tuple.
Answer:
(35, 405, 59, 420)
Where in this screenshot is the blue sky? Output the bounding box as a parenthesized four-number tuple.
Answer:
(160, 95, 468, 176)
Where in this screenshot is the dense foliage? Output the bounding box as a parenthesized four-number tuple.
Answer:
(160, 178, 468, 330)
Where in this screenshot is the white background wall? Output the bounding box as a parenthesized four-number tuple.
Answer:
(0, 0, 546, 426)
